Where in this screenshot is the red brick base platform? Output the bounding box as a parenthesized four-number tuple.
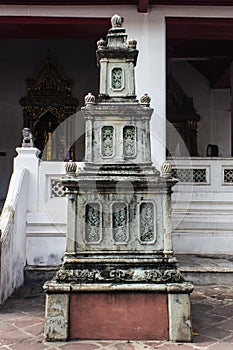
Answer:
(69, 292, 169, 340)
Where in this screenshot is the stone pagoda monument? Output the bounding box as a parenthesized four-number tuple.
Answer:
(44, 15, 193, 342)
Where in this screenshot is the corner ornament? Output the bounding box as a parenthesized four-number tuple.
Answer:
(22, 128, 34, 147)
(84, 92, 96, 105)
(161, 162, 172, 178)
(140, 93, 151, 107)
(65, 160, 77, 176)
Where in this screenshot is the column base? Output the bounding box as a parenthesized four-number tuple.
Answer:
(44, 282, 193, 342)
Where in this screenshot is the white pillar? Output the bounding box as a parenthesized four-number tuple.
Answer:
(127, 13, 166, 168)
(14, 147, 40, 212)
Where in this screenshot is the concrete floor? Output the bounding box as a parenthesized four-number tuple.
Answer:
(0, 283, 233, 349)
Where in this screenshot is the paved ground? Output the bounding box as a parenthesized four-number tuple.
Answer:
(0, 284, 233, 350)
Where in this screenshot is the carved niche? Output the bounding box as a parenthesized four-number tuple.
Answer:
(85, 202, 101, 243)
(112, 202, 128, 243)
(20, 55, 78, 160)
(101, 126, 114, 157)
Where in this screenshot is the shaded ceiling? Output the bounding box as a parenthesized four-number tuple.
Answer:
(0, 17, 110, 39)
(167, 18, 233, 89)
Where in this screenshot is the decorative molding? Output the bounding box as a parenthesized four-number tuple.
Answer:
(55, 267, 183, 284)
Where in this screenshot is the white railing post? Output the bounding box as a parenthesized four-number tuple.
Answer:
(14, 147, 40, 212)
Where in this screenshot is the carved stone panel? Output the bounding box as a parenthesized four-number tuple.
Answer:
(101, 126, 114, 157)
(139, 202, 155, 243)
(85, 203, 101, 243)
(123, 126, 136, 157)
(112, 202, 128, 243)
(111, 67, 123, 90)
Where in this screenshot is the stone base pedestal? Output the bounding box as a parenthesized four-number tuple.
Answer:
(70, 292, 168, 340)
(44, 282, 193, 342)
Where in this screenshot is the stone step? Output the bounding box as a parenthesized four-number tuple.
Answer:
(24, 254, 233, 286)
(24, 265, 59, 284)
(177, 254, 233, 285)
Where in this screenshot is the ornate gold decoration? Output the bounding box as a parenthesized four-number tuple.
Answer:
(20, 55, 78, 160)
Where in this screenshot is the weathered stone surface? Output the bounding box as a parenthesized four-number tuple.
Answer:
(55, 266, 183, 284)
(168, 293, 193, 342)
(44, 13, 193, 343)
(45, 293, 69, 341)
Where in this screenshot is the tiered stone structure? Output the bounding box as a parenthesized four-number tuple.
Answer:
(44, 15, 193, 342)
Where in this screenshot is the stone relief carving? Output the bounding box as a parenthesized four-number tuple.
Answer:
(112, 67, 123, 89)
(55, 267, 183, 284)
(123, 126, 136, 157)
(85, 203, 101, 242)
(101, 126, 114, 157)
(112, 203, 128, 243)
(139, 202, 155, 242)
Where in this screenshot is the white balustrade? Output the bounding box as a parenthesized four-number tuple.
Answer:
(169, 157, 233, 254)
(0, 168, 29, 304)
